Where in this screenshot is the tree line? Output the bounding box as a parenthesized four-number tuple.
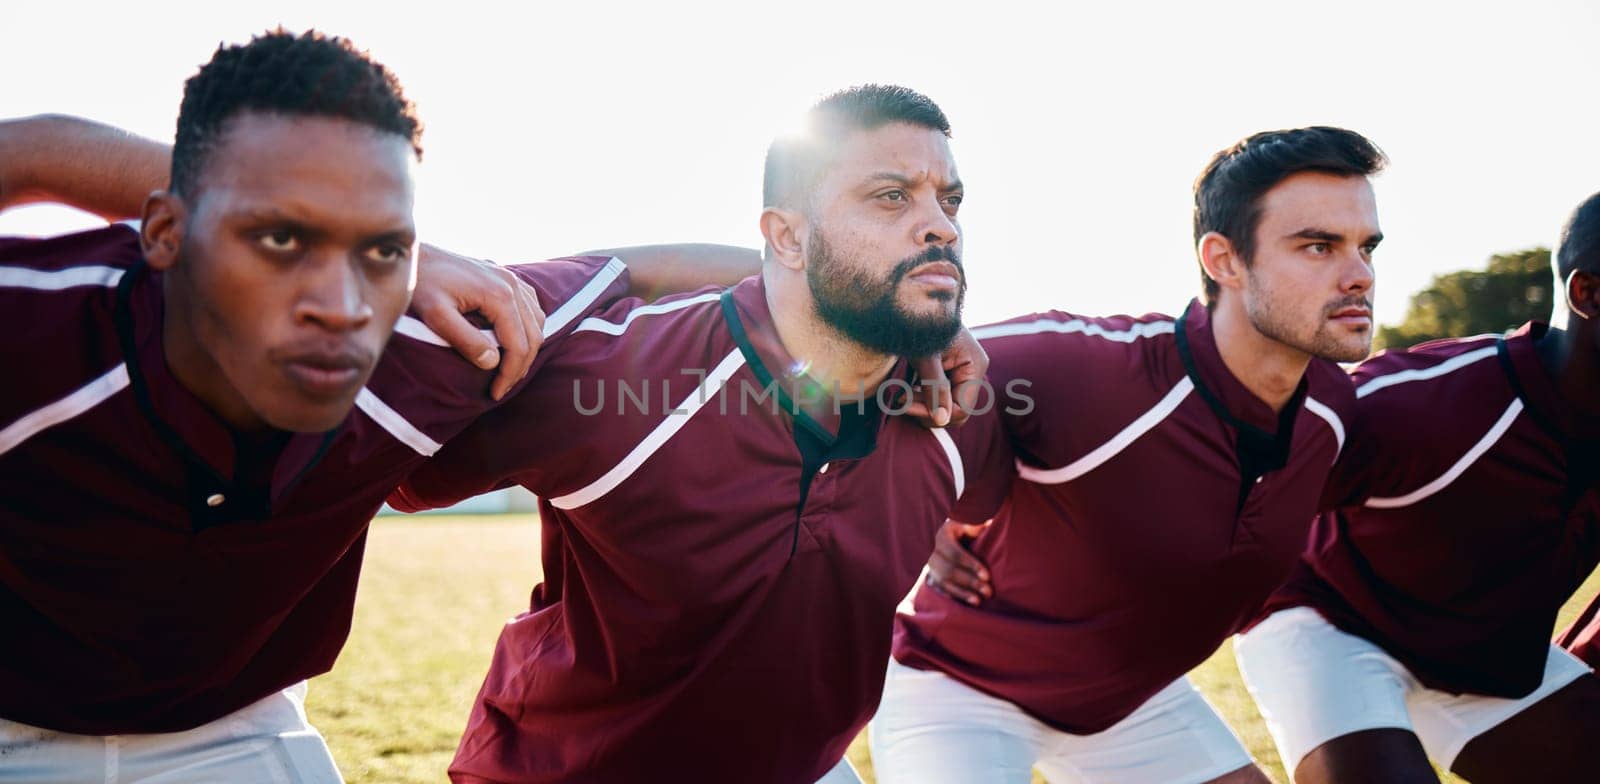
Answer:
(1376, 248, 1553, 351)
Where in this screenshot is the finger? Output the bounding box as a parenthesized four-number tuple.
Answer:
(926, 558, 985, 606)
(916, 354, 952, 427)
(933, 550, 991, 596)
(902, 400, 950, 429)
(484, 273, 532, 401)
(935, 541, 991, 590)
(420, 297, 500, 372)
(939, 522, 993, 592)
(945, 328, 989, 423)
(902, 399, 933, 426)
(932, 531, 989, 592)
(490, 273, 544, 400)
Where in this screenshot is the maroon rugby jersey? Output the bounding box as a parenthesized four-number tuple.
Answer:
(1262, 324, 1600, 697)
(392, 275, 1013, 784)
(0, 224, 630, 734)
(893, 300, 1354, 733)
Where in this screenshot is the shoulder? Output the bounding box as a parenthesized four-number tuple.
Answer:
(1337, 335, 1513, 480)
(1351, 335, 1509, 423)
(973, 309, 1176, 355)
(0, 223, 138, 329)
(0, 223, 140, 296)
(0, 225, 138, 447)
(567, 282, 728, 340)
(503, 255, 631, 335)
(973, 308, 1178, 392)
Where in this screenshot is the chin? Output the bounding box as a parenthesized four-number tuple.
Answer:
(1323, 342, 1372, 363)
(261, 397, 359, 433)
(902, 296, 960, 320)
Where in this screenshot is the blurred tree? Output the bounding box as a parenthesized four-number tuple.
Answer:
(1376, 248, 1553, 351)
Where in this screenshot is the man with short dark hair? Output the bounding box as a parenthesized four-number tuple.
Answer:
(391, 84, 1009, 784)
(0, 30, 672, 781)
(1236, 192, 1600, 783)
(873, 127, 1384, 783)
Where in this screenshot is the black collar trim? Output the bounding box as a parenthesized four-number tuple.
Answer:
(1496, 334, 1565, 445)
(720, 288, 836, 444)
(1174, 303, 1303, 510)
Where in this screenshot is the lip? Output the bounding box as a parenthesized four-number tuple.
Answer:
(1330, 307, 1372, 326)
(281, 350, 367, 399)
(907, 261, 962, 291)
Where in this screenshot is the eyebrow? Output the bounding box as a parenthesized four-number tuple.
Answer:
(1287, 228, 1384, 246)
(864, 171, 963, 192)
(232, 208, 416, 246)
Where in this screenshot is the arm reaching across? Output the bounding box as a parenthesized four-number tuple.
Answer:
(0, 114, 168, 220)
(587, 243, 762, 300)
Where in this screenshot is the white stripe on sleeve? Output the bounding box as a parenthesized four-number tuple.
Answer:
(0, 364, 130, 457)
(0, 265, 124, 291)
(392, 256, 628, 348)
(550, 347, 746, 510)
(1303, 396, 1346, 462)
(574, 291, 722, 336)
(972, 318, 1175, 344)
(355, 388, 444, 456)
(932, 427, 965, 498)
(1365, 398, 1523, 509)
(1017, 377, 1194, 485)
(1356, 345, 1498, 399)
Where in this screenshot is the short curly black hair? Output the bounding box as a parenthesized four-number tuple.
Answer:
(170, 29, 422, 199)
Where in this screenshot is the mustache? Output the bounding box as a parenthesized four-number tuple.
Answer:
(1324, 295, 1372, 315)
(889, 245, 964, 282)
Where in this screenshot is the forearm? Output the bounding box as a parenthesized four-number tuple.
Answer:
(0, 114, 170, 220)
(589, 243, 761, 301)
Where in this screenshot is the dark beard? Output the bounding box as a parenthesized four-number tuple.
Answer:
(806, 232, 966, 358)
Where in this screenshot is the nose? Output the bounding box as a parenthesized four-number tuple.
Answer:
(1341, 248, 1374, 294)
(919, 198, 959, 248)
(295, 253, 374, 332)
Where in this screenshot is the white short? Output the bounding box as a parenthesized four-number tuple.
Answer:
(868, 659, 1254, 784)
(0, 682, 343, 783)
(1235, 607, 1594, 773)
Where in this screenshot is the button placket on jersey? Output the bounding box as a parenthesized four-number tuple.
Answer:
(1230, 472, 1273, 548)
(797, 459, 843, 545)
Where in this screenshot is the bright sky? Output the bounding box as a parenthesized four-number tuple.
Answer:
(6, 0, 1599, 327)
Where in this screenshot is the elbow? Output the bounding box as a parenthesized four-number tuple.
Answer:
(0, 114, 68, 210)
(386, 485, 432, 514)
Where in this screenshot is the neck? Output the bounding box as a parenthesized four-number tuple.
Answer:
(162, 274, 269, 433)
(1536, 321, 1600, 438)
(764, 266, 899, 402)
(1207, 298, 1312, 414)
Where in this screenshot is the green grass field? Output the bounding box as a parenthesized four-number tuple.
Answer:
(308, 515, 1600, 783)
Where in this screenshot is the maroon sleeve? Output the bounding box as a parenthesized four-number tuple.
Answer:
(385, 256, 632, 511)
(390, 281, 735, 512)
(0, 226, 141, 424)
(974, 310, 1176, 472)
(1319, 342, 1506, 511)
(947, 405, 1015, 523)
